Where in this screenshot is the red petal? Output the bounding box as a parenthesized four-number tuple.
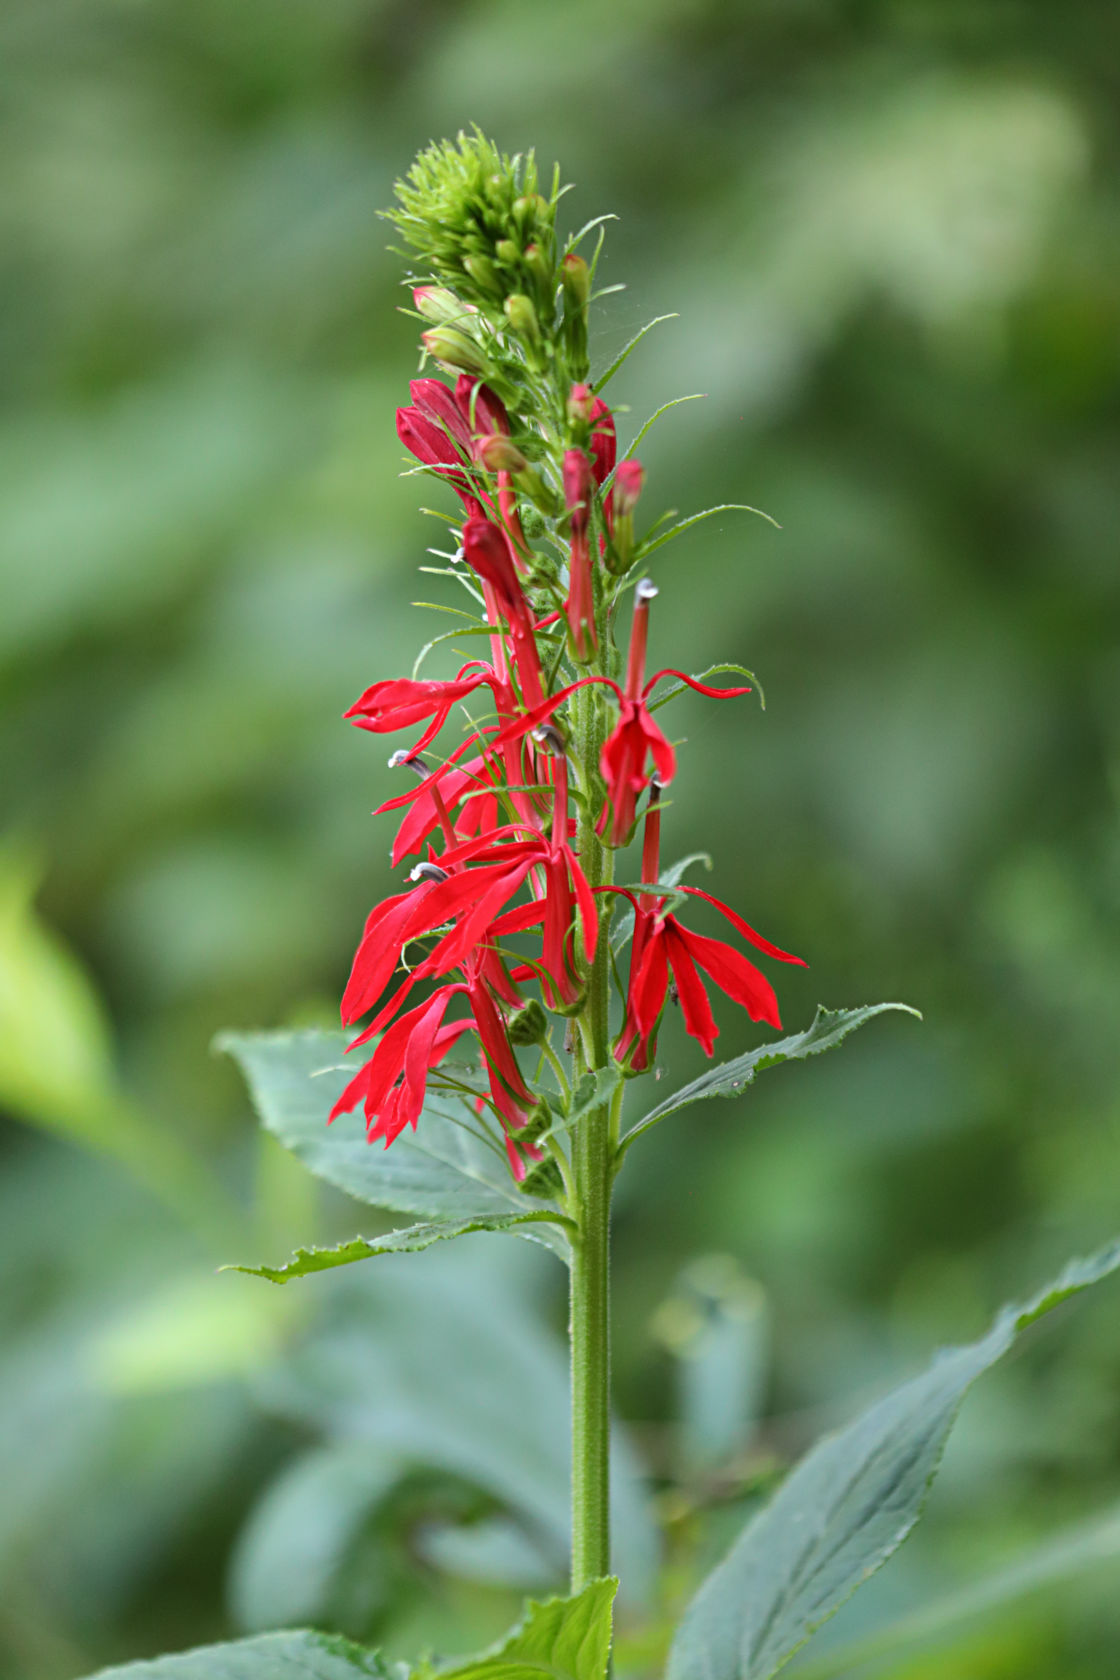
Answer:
(674, 923, 782, 1030)
(664, 924, 719, 1055)
(674, 886, 806, 965)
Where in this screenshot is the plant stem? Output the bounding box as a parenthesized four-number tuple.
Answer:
(569, 676, 614, 1591)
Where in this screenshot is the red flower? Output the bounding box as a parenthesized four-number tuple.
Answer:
(597, 581, 752, 845)
(344, 666, 509, 755)
(329, 985, 473, 1144)
(462, 517, 547, 711)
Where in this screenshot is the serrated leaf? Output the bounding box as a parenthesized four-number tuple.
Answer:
(667, 1239, 1120, 1680)
(618, 1005, 919, 1159)
(228, 1213, 569, 1284)
(433, 1578, 617, 1680)
(84, 1628, 396, 1679)
(217, 1031, 568, 1258)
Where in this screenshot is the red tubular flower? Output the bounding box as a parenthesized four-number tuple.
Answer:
(589, 398, 616, 487)
(329, 985, 473, 1143)
(462, 517, 546, 711)
(563, 448, 597, 661)
(614, 788, 805, 1067)
(344, 667, 506, 755)
(598, 580, 753, 845)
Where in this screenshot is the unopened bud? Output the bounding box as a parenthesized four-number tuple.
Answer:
(413, 286, 470, 326)
(508, 999, 549, 1046)
(422, 327, 489, 377)
(561, 253, 591, 378)
(613, 459, 645, 517)
(560, 252, 591, 309)
(504, 293, 541, 343)
(513, 194, 549, 231)
(495, 238, 519, 265)
(476, 433, 529, 474)
(462, 252, 500, 295)
(523, 242, 552, 294)
(567, 382, 594, 428)
(563, 448, 593, 536)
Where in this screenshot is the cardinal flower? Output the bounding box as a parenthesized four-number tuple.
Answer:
(598, 580, 753, 845)
(613, 787, 805, 1067)
(563, 447, 596, 661)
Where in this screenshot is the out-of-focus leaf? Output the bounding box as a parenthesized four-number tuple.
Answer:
(90, 1273, 293, 1393)
(652, 1257, 769, 1474)
(794, 1500, 1120, 1678)
(218, 1031, 569, 1257)
(667, 1240, 1120, 1680)
(416, 1516, 558, 1591)
(84, 1629, 395, 1679)
(0, 848, 231, 1241)
(434, 1578, 616, 1680)
(227, 1213, 570, 1285)
(230, 1443, 402, 1634)
(619, 1005, 920, 1157)
(263, 1244, 658, 1609)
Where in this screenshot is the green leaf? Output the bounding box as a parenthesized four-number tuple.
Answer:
(227, 1213, 571, 1285)
(433, 1578, 617, 1680)
(535, 1065, 624, 1151)
(217, 1031, 568, 1258)
(793, 1499, 1120, 1678)
(666, 1239, 1120, 1680)
(230, 1444, 403, 1634)
(618, 1005, 920, 1159)
(84, 1628, 395, 1679)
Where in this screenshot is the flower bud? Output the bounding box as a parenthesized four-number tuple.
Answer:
(561, 252, 590, 308)
(562, 253, 591, 378)
(606, 457, 645, 573)
(613, 458, 645, 517)
(513, 193, 549, 231)
(563, 448, 593, 537)
(455, 374, 509, 437)
(413, 286, 470, 326)
(495, 238, 519, 265)
(422, 326, 489, 377)
(523, 242, 553, 295)
(462, 252, 500, 295)
(507, 998, 549, 1046)
(567, 382, 594, 429)
(504, 292, 541, 343)
(476, 433, 529, 474)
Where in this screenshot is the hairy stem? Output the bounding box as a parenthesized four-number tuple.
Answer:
(569, 676, 614, 1590)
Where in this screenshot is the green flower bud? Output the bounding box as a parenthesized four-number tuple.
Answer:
(561, 253, 591, 379)
(561, 252, 590, 308)
(507, 999, 549, 1046)
(463, 252, 501, 296)
(523, 242, 553, 295)
(504, 292, 541, 343)
(413, 285, 473, 326)
(421, 326, 489, 377)
(495, 238, 520, 265)
(476, 433, 529, 474)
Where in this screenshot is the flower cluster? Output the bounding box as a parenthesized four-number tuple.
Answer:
(332, 134, 804, 1183)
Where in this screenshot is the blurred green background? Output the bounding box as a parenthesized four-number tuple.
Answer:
(3, 2, 1120, 1676)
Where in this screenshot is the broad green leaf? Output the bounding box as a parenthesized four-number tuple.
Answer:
(230, 1444, 402, 1634)
(218, 1031, 568, 1258)
(667, 1239, 1120, 1680)
(85, 1630, 394, 1679)
(433, 1578, 617, 1680)
(618, 1005, 920, 1158)
(793, 1499, 1120, 1678)
(227, 1213, 570, 1284)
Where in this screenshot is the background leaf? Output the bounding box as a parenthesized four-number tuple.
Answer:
(667, 1240, 1120, 1680)
(86, 1629, 394, 1679)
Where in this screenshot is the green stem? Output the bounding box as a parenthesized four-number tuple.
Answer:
(569, 677, 614, 1591)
